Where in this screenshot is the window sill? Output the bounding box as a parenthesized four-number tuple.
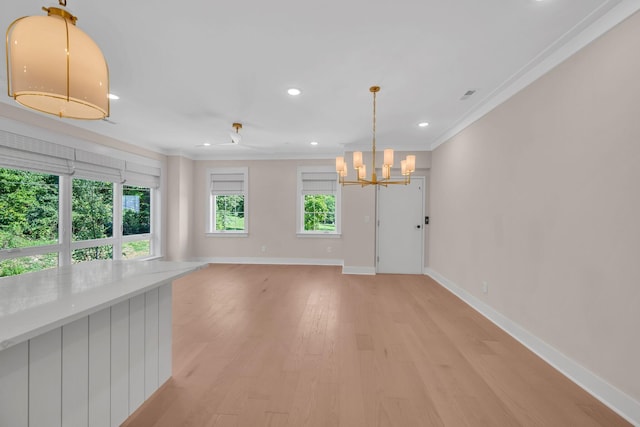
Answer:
(131, 255, 163, 261)
(205, 232, 248, 238)
(296, 232, 341, 239)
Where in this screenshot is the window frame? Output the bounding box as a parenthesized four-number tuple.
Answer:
(0, 145, 161, 276)
(205, 167, 249, 237)
(296, 166, 341, 237)
(121, 184, 154, 260)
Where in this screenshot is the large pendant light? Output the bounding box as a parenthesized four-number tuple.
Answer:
(335, 86, 415, 186)
(6, 0, 109, 119)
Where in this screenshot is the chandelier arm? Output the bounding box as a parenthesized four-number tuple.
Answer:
(339, 178, 410, 186)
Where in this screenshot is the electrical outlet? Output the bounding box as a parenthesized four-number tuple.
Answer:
(482, 281, 488, 294)
(261, 245, 266, 252)
(327, 246, 332, 253)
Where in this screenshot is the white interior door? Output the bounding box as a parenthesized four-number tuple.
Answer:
(377, 177, 425, 274)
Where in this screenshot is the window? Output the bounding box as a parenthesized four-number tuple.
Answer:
(0, 168, 60, 276)
(207, 168, 248, 235)
(72, 178, 114, 241)
(122, 185, 151, 259)
(0, 129, 162, 277)
(0, 168, 59, 248)
(0, 253, 58, 277)
(71, 178, 114, 263)
(297, 167, 340, 235)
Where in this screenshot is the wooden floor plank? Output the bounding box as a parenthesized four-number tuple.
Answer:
(121, 264, 630, 427)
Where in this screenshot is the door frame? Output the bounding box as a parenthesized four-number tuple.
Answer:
(375, 176, 425, 274)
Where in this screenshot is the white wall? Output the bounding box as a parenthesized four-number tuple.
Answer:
(183, 153, 431, 270)
(165, 156, 194, 261)
(429, 9, 640, 416)
(0, 102, 165, 163)
(341, 151, 432, 273)
(191, 159, 344, 263)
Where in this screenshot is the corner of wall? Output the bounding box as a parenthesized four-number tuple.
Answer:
(425, 268, 640, 426)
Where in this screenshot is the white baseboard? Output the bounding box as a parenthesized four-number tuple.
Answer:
(425, 268, 640, 426)
(341, 266, 376, 275)
(193, 257, 376, 275)
(192, 256, 343, 266)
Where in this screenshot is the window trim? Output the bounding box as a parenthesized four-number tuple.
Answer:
(121, 184, 154, 259)
(0, 127, 162, 276)
(205, 167, 249, 237)
(66, 177, 158, 261)
(0, 166, 159, 276)
(296, 166, 341, 237)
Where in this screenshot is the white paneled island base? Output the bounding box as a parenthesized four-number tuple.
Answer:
(0, 260, 205, 427)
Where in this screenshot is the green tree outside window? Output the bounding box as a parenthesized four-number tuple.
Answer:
(215, 195, 245, 231)
(304, 194, 336, 232)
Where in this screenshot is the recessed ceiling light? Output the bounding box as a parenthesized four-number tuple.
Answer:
(310, 141, 318, 146)
(108, 93, 119, 100)
(418, 122, 429, 127)
(287, 88, 302, 96)
(203, 142, 211, 146)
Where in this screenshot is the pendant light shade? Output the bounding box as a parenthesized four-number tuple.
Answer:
(6, 5, 109, 119)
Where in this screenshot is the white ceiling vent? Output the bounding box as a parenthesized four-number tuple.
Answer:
(460, 90, 476, 100)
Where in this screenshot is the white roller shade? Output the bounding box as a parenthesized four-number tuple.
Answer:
(0, 129, 74, 174)
(124, 162, 161, 188)
(301, 171, 337, 195)
(211, 173, 244, 195)
(0, 129, 161, 187)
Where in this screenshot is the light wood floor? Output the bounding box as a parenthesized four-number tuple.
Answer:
(122, 264, 630, 427)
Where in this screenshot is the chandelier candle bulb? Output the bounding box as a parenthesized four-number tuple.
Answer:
(336, 157, 348, 180)
(358, 165, 366, 180)
(401, 160, 408, 176)
(383, 165, 391, 180)
(353, 151, 363, 169)
(384, 149, 394, 166)
(406, 155, 416, 173)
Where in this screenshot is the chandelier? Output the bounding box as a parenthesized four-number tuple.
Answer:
(6, 0, 110, 119)
(335, 86, 415, 186)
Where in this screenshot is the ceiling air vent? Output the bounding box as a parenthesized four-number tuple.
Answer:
(460, 89, 476, 100)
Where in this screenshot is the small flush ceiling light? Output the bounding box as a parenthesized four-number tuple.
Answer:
(203, 142, 211, 147)
(230, 122, 243, 144)
(287, 88, 302, 96)
(310, 141, 318, 146)
(418, 122, 429, 127)
(108, 93, 120, 100)
(6, 0, 109, 119)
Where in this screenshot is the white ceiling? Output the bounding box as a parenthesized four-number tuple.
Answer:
(0, 0, 634, 160)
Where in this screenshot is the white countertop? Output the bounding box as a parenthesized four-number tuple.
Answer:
(0, 260, 207, 351)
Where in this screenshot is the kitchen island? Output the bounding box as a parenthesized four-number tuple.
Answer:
(0, 260, 206, 427)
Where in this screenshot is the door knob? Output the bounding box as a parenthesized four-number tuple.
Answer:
(416, 225, 421, 229)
